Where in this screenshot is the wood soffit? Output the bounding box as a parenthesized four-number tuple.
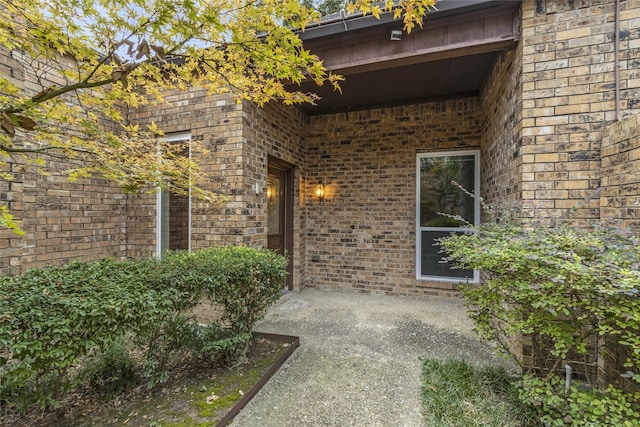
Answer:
(294, 1, 521, 115)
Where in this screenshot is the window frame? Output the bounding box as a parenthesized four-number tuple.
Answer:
(415, 150, 480, 283)
(156, 131, 192, 257)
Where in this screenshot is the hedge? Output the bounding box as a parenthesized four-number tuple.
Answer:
(0, 246, 287, 412)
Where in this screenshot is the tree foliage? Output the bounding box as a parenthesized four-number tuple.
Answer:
(0, 0, 333, 206)
(302, 0, 344, 16)
(347, 0, 436, 33)
(0, 0, 436, 232)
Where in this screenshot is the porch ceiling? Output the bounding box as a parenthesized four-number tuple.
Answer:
(293, 0, 521, 115)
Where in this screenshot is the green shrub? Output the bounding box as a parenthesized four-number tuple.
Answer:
(519, 375, 640, 427)
(140, 247, 288, 363)
(82, 334, 139, 397)
(156, 246, 288, 338)
(0, 246, 287, 412)
(0, 258, 172, 411)
(440, 207, 640, 426)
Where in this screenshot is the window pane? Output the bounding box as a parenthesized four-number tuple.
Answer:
(169, 193, 189, 250)
(421, 230, 474, 279)
(419, 155, 476, 227)
(159, 190, 189, 252)
(267, 176, 281, 235)
(157, 132, 192, 256)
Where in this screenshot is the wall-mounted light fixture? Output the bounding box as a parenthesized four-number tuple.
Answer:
(315, 183, 325, 200)
(390, 30, 402, 41)
(267, 179, 275, 202)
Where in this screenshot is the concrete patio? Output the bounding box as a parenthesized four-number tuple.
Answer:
(230, 288, 511, 427)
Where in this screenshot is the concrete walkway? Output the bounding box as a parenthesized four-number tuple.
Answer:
(231, 288, 509, 427)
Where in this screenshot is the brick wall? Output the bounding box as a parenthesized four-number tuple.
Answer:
(243, 101, 308, 290)
(518, 0, 640, 222)
(476, 43, 526, 361)
(596, 111, 637, 386)
(0, 48, 133, 274)
(600, 113, 640, 224)
(4, 0, 640, 300)
(1, 51, 309, 277)
(481, 45, 524, 208)
(131, 95, 309, 288)
(130, 90, 247, 252)
(305, 99, 482, 296)
(1, 170, 129, 274)
(518, 0, 640, 382)
(0, 155, 131, 274)
(598, 334, 638, 393)
(470, 0, 640, 380)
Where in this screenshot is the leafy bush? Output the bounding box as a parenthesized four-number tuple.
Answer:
(440, 207, 640, 426)
(519, 375, 640, 427)
(82, 334, 139, 397)
(0, 259, 170, 411)
(0, 247, 287, 412)
(139, 247, 288, 366)
(154, 247, 288, 338)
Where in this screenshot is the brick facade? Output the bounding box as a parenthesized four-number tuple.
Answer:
(0, 163, 130, 273)
(3, 0, 640, 395)
(243, 101, 308, 290)
(601, 113, 640, 224)
(595, 114, 640, 390)
(481, 46, 524, 208)
(0, 47, 132, 273)
(130, 90, 249, 252)
(2, 0, 640, 299)
(305, 100, 481, 296)
(130, 93, 309, 289)
(519, 0, 640, 222)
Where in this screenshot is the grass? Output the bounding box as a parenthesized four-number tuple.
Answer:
(420, 358, 539, 427)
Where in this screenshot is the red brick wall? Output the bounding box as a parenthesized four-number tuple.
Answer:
(305, 100, 482, 296)
(481, 45, 524, 209)
(0, 48, 133, 273)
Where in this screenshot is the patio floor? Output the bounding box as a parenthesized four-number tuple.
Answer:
(230, 288, 511, 427)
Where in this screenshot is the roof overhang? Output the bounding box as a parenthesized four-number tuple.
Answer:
(292, 0, 522, 115)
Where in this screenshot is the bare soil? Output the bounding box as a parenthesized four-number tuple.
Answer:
(3, 336, 288, 427)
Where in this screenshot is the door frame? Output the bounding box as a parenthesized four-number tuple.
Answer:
(268, 156, 294, 291)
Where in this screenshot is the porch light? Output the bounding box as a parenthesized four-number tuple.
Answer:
(315, 183, 325, 200)
(267, 181, 274, 201)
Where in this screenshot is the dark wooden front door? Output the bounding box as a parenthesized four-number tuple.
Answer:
(267, 159, 293, 290)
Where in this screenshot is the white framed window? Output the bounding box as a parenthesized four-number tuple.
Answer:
(416, 150, 480, 282)
(157, 131, 192, 256)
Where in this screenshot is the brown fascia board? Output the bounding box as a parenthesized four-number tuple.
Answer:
(298, 0, 519, 41)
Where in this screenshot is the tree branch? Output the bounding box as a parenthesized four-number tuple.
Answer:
(2, 76, 119, 117)
(2, 27, 199, 120)
(0, 143, 92, 155)
(0, 144, 55, 153)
